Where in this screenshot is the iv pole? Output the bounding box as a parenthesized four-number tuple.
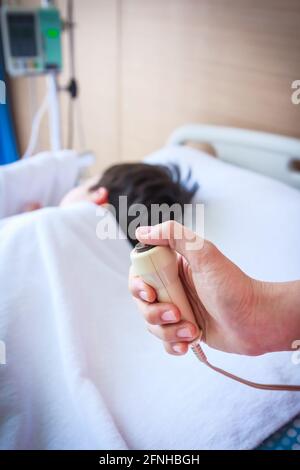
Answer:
(41, 0, 61, 152)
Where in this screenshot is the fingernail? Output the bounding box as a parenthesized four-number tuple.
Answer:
(161, 310, 176, 322)
(139, 290, 149, 301)
(177, 327, 193, 338)
(136, 226, 151, 237)
(173, 344, 183, 353)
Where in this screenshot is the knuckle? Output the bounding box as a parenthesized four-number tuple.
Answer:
(128, 280, 139, 298)
(145, 309, 159, 325)
(160, 326, 173, 342)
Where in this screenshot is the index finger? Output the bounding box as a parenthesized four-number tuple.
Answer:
(128, 266, 157, 303)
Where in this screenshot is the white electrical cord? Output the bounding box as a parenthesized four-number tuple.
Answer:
(22, 92, 49, 159)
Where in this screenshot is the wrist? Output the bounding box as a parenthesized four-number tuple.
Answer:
(253, 280, 300, 354)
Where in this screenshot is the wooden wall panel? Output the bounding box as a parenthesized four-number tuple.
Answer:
(9, 0, 300, 170)
(58, 0, 120, 172)
(120, 0, 300, 161)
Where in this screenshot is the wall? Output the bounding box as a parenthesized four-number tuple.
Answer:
(10, 0, 300, 173)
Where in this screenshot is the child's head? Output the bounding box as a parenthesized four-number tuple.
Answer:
(60, 162, 198, 245)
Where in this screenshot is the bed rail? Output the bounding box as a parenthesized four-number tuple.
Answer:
(167, 124, 300, 189)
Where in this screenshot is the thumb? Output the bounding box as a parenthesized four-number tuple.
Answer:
(136, 221, 210, 270)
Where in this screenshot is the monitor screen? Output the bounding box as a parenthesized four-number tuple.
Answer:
(7, 13, 37, 57)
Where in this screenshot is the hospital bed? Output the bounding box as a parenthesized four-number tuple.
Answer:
(0, 125, 300, 450)
(167, 124, 300, 190)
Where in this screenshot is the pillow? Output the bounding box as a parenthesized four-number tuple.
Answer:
(145, 145, 300, 282)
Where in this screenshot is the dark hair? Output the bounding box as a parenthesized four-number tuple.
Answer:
(89, 163, 198, 246)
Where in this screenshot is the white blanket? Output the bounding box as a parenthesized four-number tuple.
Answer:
(0, 146, 300, 449)
(0, 151, 84, 219)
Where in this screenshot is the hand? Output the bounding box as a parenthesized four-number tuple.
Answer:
(22, 202, 42, 212)
(129, 221, 275, 357)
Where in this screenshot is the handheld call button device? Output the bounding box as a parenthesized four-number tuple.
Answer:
(130, 242, 201, 340)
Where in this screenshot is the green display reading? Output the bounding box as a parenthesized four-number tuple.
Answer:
(47, 28, 59, 39)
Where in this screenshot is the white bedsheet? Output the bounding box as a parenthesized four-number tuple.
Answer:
(0, 146, 300, 450)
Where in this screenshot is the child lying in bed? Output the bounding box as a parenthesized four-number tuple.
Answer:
(26, 163, 197, 246)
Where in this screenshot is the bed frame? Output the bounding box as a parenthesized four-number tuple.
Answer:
(167, 125, 300, 190)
